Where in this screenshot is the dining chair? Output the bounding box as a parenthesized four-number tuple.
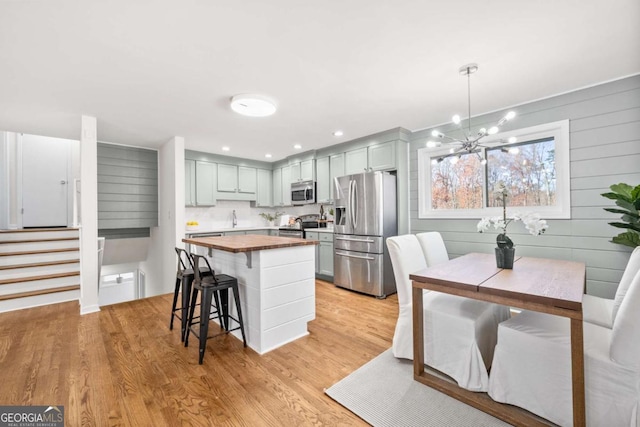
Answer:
(487, 268, 640, 427)
(583, 246, 640, 328)
(386, 234, 510, 392)
(415, 231, 450, 267)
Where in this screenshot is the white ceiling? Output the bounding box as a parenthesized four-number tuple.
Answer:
(1, 1, 639, 162)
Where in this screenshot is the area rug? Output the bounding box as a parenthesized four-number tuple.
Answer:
(325, 349, 510, 427)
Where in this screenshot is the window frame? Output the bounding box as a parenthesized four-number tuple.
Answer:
(417, 119, 570, 219)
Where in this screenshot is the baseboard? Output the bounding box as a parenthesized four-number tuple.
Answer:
(80, 303, 101, 315)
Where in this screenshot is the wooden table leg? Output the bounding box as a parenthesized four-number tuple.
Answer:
(570, 317, 586, 426)
(412, 284, 424, 377)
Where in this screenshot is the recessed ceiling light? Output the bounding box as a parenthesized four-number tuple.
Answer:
(333, 130, 344, 137)
(293, 144, 302, 150)
(222, 146, 230, 151)
(230, 94, 277, 117)
(265, 154, 272, 158)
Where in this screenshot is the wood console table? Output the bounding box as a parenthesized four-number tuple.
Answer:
(410, 253, 586, 426)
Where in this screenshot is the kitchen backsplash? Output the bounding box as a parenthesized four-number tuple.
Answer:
(186, 200, 333, 229)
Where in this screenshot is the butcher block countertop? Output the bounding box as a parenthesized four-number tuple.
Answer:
(183, 234, 318, 253)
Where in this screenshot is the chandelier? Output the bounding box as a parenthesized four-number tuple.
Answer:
(428, 64, 517, 165)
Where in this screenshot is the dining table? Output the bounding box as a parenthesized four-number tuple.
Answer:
(410, 252, 586, 427)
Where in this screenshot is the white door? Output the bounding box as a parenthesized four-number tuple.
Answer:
(22, 134, 70, 227)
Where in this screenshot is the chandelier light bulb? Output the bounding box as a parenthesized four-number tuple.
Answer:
(426, 140, 441, 148)
(452, 114, 461, 125)
(508, 137, 518, 144)
(449, 148, 455, 154)
(509, 147, 520, 155)
(488, 126, 499, 135)
(431, 130, 443, 138)
(481, 158, 487, 165)
(506, 111, 516, 120)
(431, 158, 438, 165)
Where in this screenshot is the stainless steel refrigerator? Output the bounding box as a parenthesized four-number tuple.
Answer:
(333, 171, 397, 297)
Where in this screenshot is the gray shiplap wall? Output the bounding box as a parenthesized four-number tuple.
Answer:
(409, 75, 640, 298)
(97, 143, 158, 237)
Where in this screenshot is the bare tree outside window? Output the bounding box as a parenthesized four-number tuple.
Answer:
(429, 138, 556, 210)
(486, 138, 556, 208)
(431, 153, 483, 209)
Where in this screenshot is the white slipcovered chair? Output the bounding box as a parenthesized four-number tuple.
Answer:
(583, 246, 640, 328)
(488, 268, 640, 427)
(386, 233, 510, 392)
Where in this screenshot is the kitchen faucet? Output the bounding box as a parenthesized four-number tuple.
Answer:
(232, 210, 237, 228)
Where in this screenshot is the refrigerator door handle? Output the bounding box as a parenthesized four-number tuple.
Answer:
(335, 236, 376, 243)
(348, 180, 355, 229)
(352, 180, 358, 229)
(335, 251, 376, 261)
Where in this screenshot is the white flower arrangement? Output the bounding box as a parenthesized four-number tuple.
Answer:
(477, 182, 548, 248)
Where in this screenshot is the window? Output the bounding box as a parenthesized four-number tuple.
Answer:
(418, 120, 570, 219)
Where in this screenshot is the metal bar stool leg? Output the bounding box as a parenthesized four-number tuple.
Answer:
(231, 283, 247, 347)
(184, 286, 199, 348)
(198, 286, 214, 365)
(169, 276, 181, 330)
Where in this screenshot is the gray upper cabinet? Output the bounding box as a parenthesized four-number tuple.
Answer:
(329, 153, 345, 202)
(272, 165, 292, 207)
(316, 157, 330, 204)
(281, 165, 292, 206)
(255, 168, 272, 207)
(368, 141, 396, 171)
(290, 159, 315, 182)
(272, 167, 283, 206)
(345, 147, 368, 175)
(185, 159, 196, 206)
(218, 164, 257, 196)
(195, 161, 217, 206)
(217, 164, 239, 193)
(238, 166, 257, 194)
(344, 141, 396, 175)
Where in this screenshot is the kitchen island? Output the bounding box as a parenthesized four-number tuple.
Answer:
(182, 235, 318, 355)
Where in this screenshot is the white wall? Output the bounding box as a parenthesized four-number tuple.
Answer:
(139, 136, 183, 297)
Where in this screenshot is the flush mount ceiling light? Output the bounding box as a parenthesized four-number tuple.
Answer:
(230, 94, 277, 117)
(293, 144, 302, 150)
(222, 146, 230, 152)
(428, 64, 517, 165)
(333, 130, 344, 137)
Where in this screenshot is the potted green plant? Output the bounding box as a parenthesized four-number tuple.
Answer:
(601, 183, 640, 248)
(259, 211, 285, 226)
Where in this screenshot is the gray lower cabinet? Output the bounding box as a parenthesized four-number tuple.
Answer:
(318, 233, 334, 277)
(224, 230, 246, 236)
(249, 229, 269, 235)
(306, 231, 333, 279)
(305, 231, 320, 274)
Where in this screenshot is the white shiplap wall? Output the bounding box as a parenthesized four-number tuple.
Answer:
(409, 75, 640, 298)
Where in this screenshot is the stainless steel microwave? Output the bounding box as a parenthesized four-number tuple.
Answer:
(291, 180, 316, 205)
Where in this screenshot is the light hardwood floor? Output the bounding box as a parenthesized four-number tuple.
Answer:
(0, 280, 398, 426)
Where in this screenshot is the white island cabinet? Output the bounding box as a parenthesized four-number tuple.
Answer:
(183, 235, 318, 355)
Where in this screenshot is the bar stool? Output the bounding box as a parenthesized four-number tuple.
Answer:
(185, 254, 247, 364)
(170, 247, 213, 341)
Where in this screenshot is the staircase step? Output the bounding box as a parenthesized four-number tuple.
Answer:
(0, 261, 80, 280)
(0, 285, 80, 302)
(0, 259, 80, 271)
(0, 271, 80, 286)
(0, 228, 80, 242)
(0, 287, 80, 313)
(0, 247, 80, 257)
(0, 237, 79, 244)
(0, 240, 80, 254)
